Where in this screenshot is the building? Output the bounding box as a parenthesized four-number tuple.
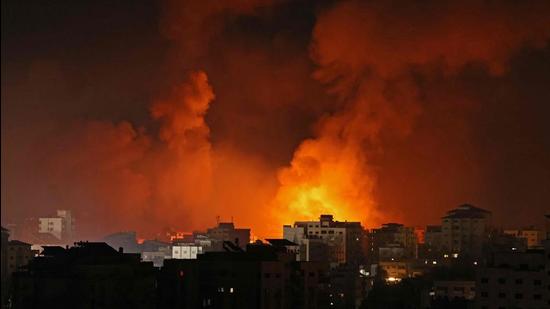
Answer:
(38, 209, 75, 242)
(103, 231, 140, 253)
(441, 204, 491, 258)
(206, 222, 250, 249)
(172, 244, 204, 259)
(7, 240, 33, 275)
(433, 280, 475, 300)
(377, 261, 409, 282)
(140, 240, 172, 267)
(11, 241, 157, 308)
(368, 223, 418, 263)
(475, 247, 548, 309)
(157, 240, 329, 309)
(1, 227, 10, 308)
(283, 214, 366, 266)
(423, 225, 444, 258)
(503, 227, 542, 248)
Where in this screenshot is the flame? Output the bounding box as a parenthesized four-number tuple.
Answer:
(273, 132, 378, 229)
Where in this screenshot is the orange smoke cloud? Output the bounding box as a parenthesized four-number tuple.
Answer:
(273, 0, 550, 228)
(6, 1, 550, 241)
(147, 71, 215, 229)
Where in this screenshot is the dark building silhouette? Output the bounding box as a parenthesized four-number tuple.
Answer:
(11, 241, 156, 309)
(1, 227, 9, 308)
(475, 246, 549, 309)
(368, 223, 417, 263)
(103, 231, 140, 253)
(157, 240, 329, 309)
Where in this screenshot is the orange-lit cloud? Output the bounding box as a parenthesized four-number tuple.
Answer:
(3, 1, 550, 241)
(273, 0, 550, 229)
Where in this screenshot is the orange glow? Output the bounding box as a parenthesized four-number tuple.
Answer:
(273, 132, 380, 229)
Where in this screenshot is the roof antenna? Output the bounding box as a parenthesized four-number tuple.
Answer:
(231, 216, 234, 223)
(216, 215, 220, 225)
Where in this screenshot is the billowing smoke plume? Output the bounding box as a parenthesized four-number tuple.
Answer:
(3, 1, 550, 239)
(274, 0, 550, 225)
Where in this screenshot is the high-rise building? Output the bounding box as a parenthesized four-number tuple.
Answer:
(441, 204, 491, 258)
(38, 209, 75, 242)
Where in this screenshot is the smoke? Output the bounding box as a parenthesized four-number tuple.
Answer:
(274, 0, 550, 226)
(3, 1, 550, 239)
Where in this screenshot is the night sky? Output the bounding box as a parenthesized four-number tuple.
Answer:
(2, 0, 550, 238)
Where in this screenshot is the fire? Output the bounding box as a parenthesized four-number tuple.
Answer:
(274, 133, 379, 228)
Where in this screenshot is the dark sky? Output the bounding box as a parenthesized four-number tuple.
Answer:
(2, 0, 549, 238)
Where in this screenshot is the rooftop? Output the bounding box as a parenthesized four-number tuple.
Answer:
(265, 239, 298, 247)
(9, 240, 31, 246)
(443, 204, 491, 219)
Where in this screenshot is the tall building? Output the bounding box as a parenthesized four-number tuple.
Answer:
(441, 204, 491, 258)
(206, 222, 250, 249)
(38, 209, 75, 242)
(283, 214, 365, 266)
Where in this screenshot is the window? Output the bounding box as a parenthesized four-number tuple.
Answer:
(515, 279, 523, 284)
(514, 293, 523, 299)
(498, 292, 506, 298)
(533, 279, 541, 286)
(498, 278, 506, 284)
(533, 294, 541, 300)
(481, 292, 488, 297)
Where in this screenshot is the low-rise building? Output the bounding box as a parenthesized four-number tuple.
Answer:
(7, 240, 33, 275)
(38, 209, 75, 242)
(207, 222, 250, 249)
(11, 242, 157, 308)
(172, 244, 203, 259)
(157, 241, 329, 309)
(433, 280, 475, 300)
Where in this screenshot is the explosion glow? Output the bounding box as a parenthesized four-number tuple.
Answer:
(2, 0, 550, 240)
